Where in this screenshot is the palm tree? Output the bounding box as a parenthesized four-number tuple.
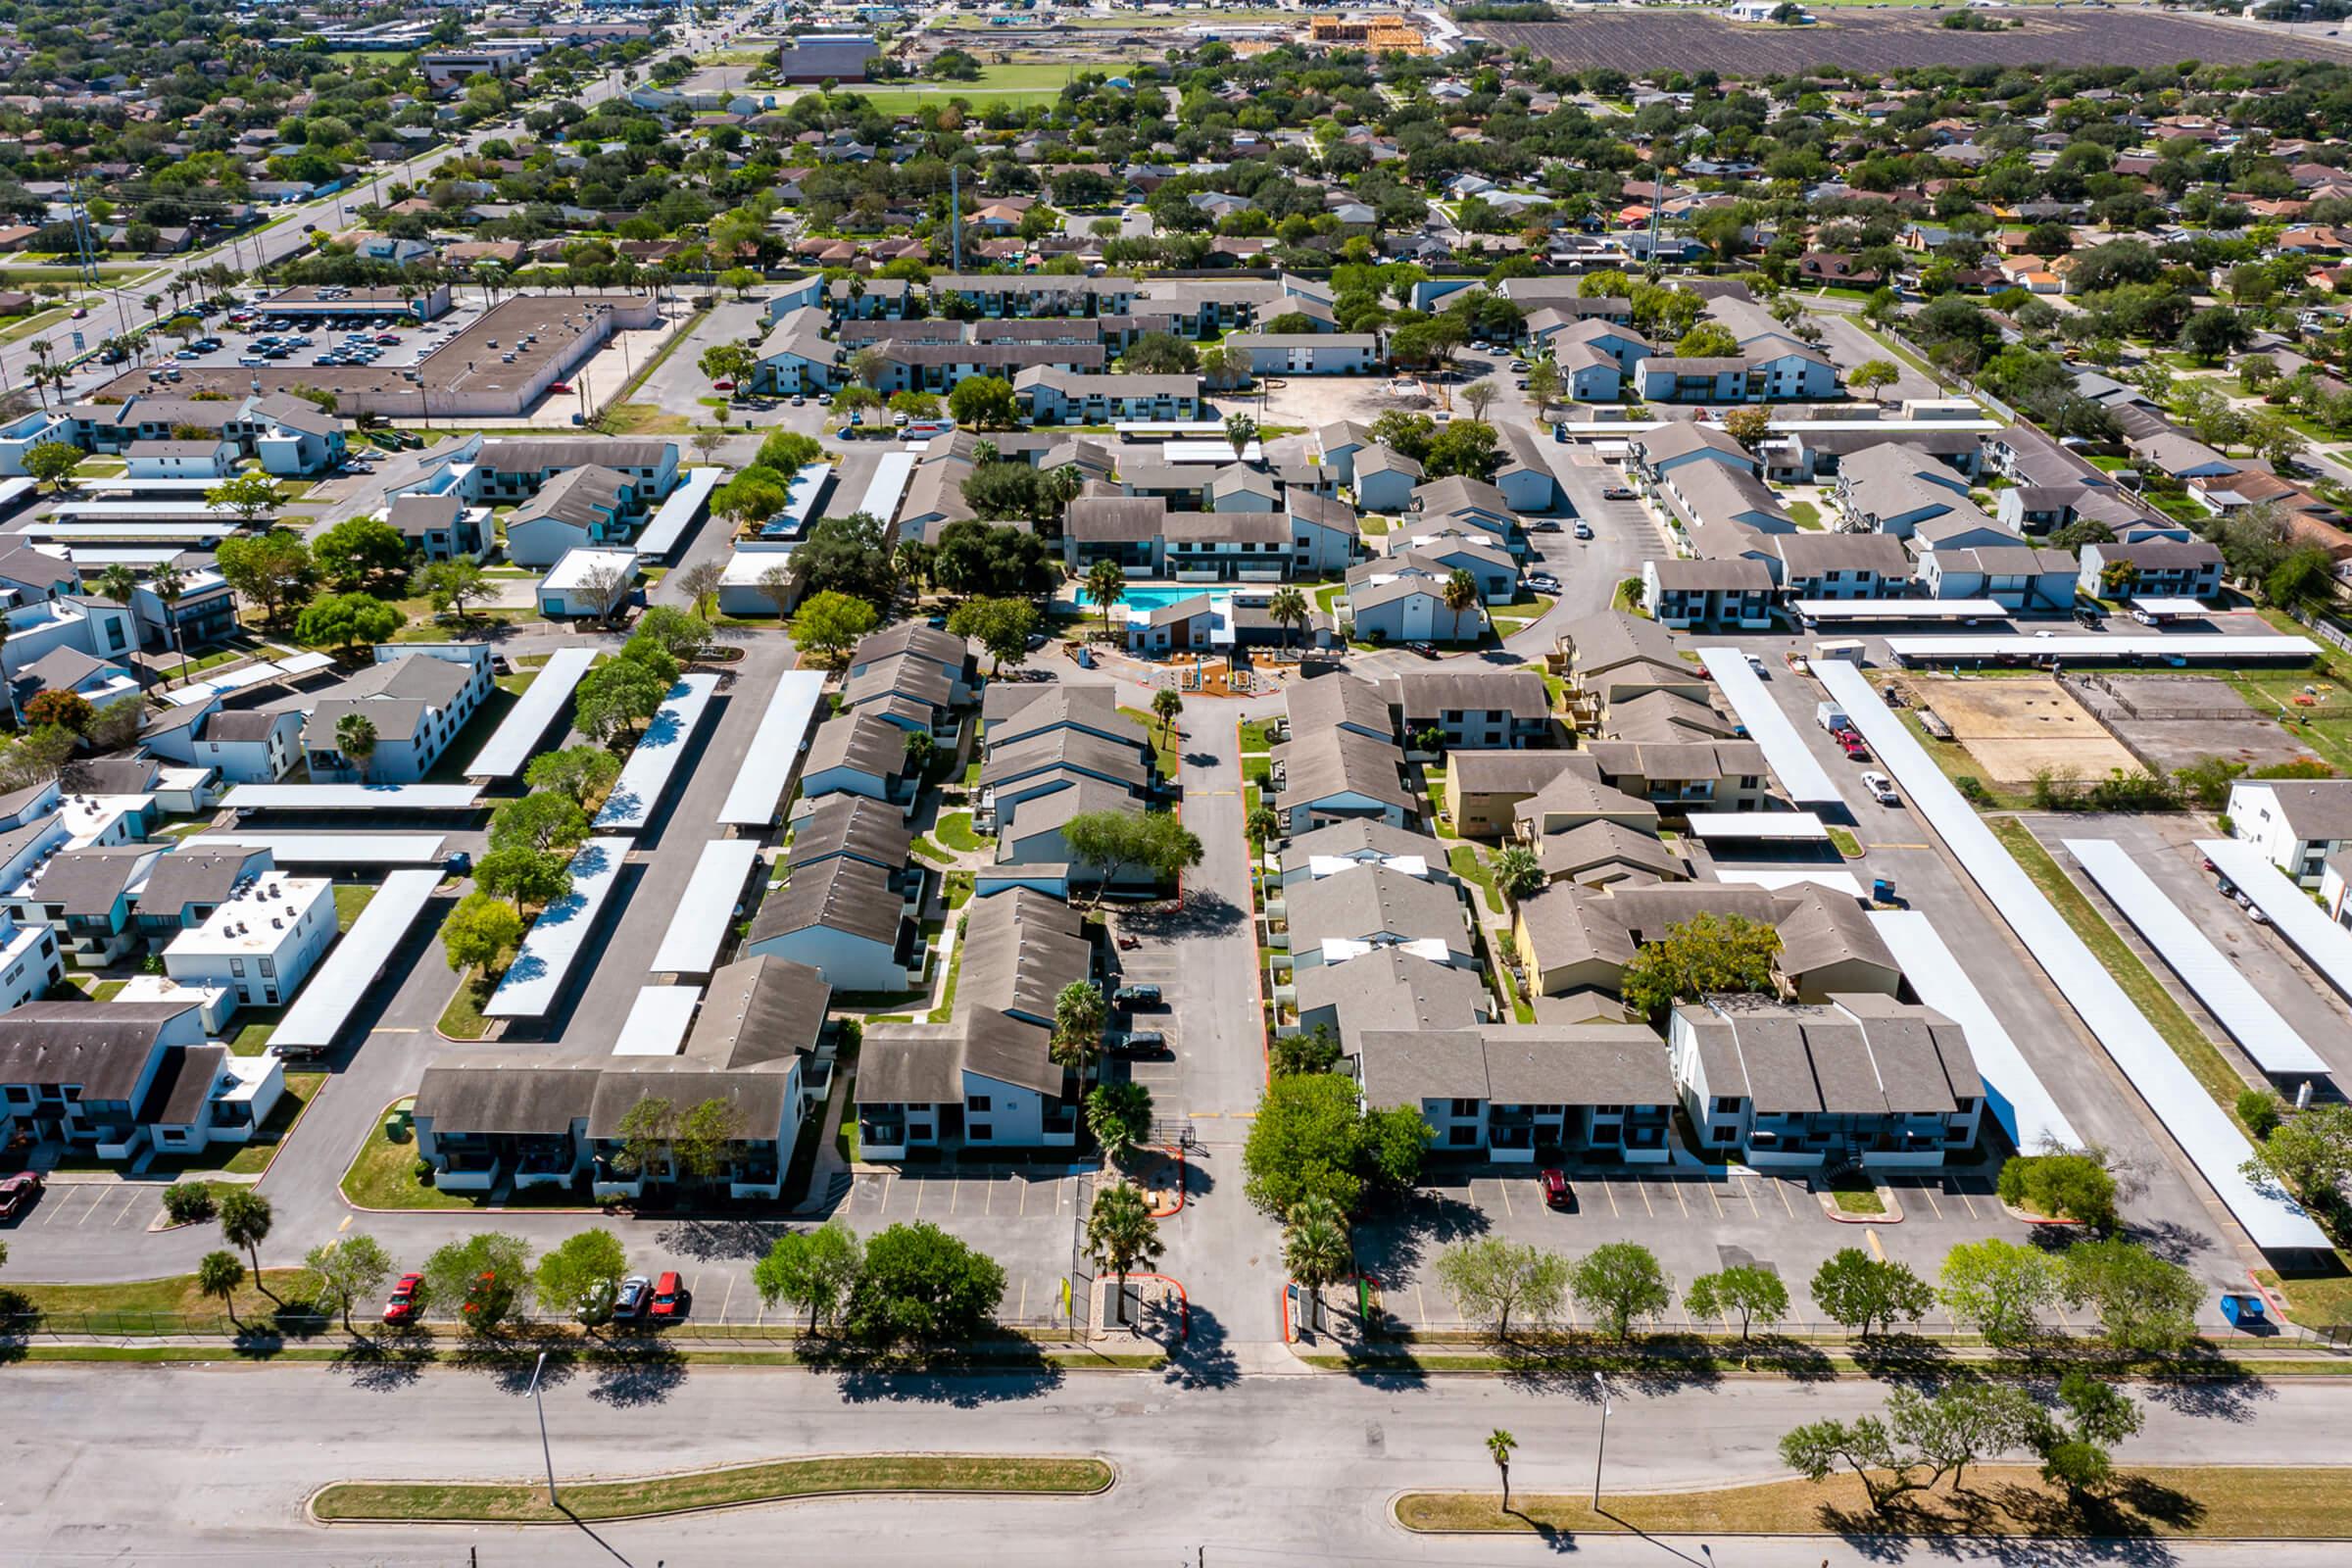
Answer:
(1491, 845, 1544, 902)
(1284, 1194, 1350, 1337)
(151, 564, 189, 685)
(1045, 463, 1084, 516)
(1051, 979, 1105, 1074)
(1152, 685, 1184, 755)
(218, 1190, 274, 1302)
(335, 712, 379, 783)
(971, 438, 999, 467)
(1267, 584, 1308, 656)
(1223, 411, 1258, 465)
(1442, 567, 1481, 645)
(1488, 1429, 1518, 1516)
(1085, 560, 1127, 641)
(94, 564, 137, 607)
(1085, 1080, 1152, 1167)
(197, 1250, 247, 1330)
(1086, 1181, 1163, 1328)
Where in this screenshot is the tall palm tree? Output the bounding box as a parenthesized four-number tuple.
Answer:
(1267, 584, 1308, 656)
(149, 563, 189, 684)
(1086, 1181, 1162, 1328)
(1487, 1429, 1518, 1516)
(1085, 560, 1127, 641)
(1050, 979, 1105, 1075)
(335, 712, 379, 783)
(217, 1190, 274, 1302)
(1442, 567, 1481, 646)
(1152, 685, 1184, 755)
(198, 1250, 247, 1330)
(1284, 1194, 1351, 1336)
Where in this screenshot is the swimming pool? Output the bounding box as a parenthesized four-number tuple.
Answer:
(1116, 585, 1231, 612)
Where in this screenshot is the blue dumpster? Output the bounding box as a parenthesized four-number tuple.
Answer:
(2221, 1291, 2268, 1329)
(1552, 421, 1568, 443)
(1872, 877, 1897, 904)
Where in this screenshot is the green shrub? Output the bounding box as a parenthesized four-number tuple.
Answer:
(161, 1182, 217, 1226)
(2238, 1088, 2282, 1140)
(1956, 775, 1990, 804)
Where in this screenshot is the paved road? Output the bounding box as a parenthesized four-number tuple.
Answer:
(0, 1362, 2322, 1566)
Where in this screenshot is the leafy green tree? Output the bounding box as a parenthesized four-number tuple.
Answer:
(1244, 1072, 1432, 1219)
(946, 596, 1041, 674)
(197, 1250, 247, 1328)
(1247, 805, 1281, 848)
(754, 1221, 865, 1332)
(524, 746, 622, 810)
(1270, 1022, 1342, 1077)
(609, 1097, 674, 1178)
(218, 1190, 274, 1299)
(1848, 358, 1901, 403)
(842, 1221, 1006, 1345)
(1086, 1081, 1152, 1165)
(1433, 1237, 1569, 1341)
(534, 1228, 627, 1328)
(756, 429, 824, 471)
(2242, 1102, 2352, 1208)
(1939, 1238, 2060, 1349)
(1061, 809, 1202, 900)
(214, 529, 317, 627)
(1087, 1181, 1164, 1326)
(1811, 1248, 1933, 1339)
(421, 1232, 534, 1334)
(699, 341, 755, 386)
(295, 591, 403, 657)
(788, 589, 879, 670)
(2060, 1238, 2201, 1354)
(1425, 419, 1501, 482)
(419, 555, 491, 621)
(206, 470, 281, 524)
(947, 374, 1018, 429)
(1570, 1242, 1672, 1341)
(2037, 1369, 2141, 1497)
(673, 1098, 742, 1183)
(312, 516, 410, 591)
(936, 517, 1054, 592)
(1675, 321, 1740, 359)
(791, 512, 897, 607)
(490, 790, 589, 855)
(1891, 1382, 2044, 1494)
(22, 441, 83, 491)
(473, 846, 573, 916)
(441, 890, 525, 975)
(303, 1234, 393, 1335)
(1620, 913, 1781, 1024)
(631, 604, 708, 664)
(1685, 1263, 1789, 1343)
(1996, 1152, 2117, 1229)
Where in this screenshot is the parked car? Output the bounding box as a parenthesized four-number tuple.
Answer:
(1573, 520, 1594, 539)
(2075, 607, 2103, 629)
(1840, 735, 1870, 761)
(380, 1272, 422, 1324)
(1113, 983, 1162, 1007)
(1526, 518, 1562, 533)
(1104, 1029, 1167, 1056)
(1540, 1168, 1576, 1211)
(650, 1271, 687, 1319)
(1405, 641, 1441, 659)
(612, 1275, 653, 1322)
(1600, 485, 1636, 501)
(1862, 770, 1899, 806)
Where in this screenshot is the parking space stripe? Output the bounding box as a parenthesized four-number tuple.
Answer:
(1638, 1182, 1653, 1217)
(911, 1176, 925, 1216)
(1497, 1180, 1514, 1218)
(1603, 1181, 1620, 1218)
(1921, 1185, 1944, 1220)
(718, 1272, 736, 1323)
(1774, 1178, 1795, 1217)
(1741, 1179, 1760, 1217)
(1706, 1183, 1723, 1219)
(1957, 1186, 1982, 1220)
(1671, 1183, 1689, 1219)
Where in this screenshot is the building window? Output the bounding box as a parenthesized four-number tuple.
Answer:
(1712, 1126, 1738, 1144)
(1713, 1095, 1741, 1114)
(965, 1095, 991, 1112)
(230, 958, 245, 977)
(1447, 1125, 1477, 1147)
(1448, 1098, 1481, 1118)
(968, 1123, 992, 1142)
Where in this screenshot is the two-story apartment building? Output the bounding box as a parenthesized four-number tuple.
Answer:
(1358, 1022, 1676, 1163)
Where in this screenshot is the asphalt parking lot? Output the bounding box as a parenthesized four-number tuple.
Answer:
(125, 306, 485, 383)
(834, 1164, 1087, 1326)
(1351, 1162, 2159, 1337)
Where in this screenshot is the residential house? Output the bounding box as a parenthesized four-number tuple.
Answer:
(1357, 1023, 1675, 1163)
(2080, 538, 2224, 601)
(161, 873, 335, 1013)
(299, 643, 493, 783)
(1642, 559, 1775, 629)
(0, 999, 282, 1162)
(2229, 778, 2352, 886)
(743, 852, 924, 994)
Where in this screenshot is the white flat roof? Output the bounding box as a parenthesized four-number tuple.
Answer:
(1870, 909, 2080, 1154)
(1712, 868, 1864, 897)
(1819, 659, 2327, 1251)
(1886, 634, 2315, 662)
(20, 521, 236, 540)
(270, 867, 443, 1053)
(718, 669, 826, 827)
(1795, 599, 2009, 620)
(2064, 838, 2329, 1078)
(593, 673, 719, 832)
(2131, 597, 2219, 616)
(1681, 811, 1830, 840)
(2201, 838, 2352, 1006)
(223, 784, 483, 811)
(612, 984, 703, 1056)
(855, 450, 916, 527)
(651, 838, 764, 974)
(75, 476, 236, 494)
(542, 547, 639, 592)
(1695, 645, 1844, 807)
(1161, 439, 1261, 464)
(182, 832, 449, 864)
(168, 876, 332, 956)
(464, 646, 598, 778)
(484, 838, 632, 1018)
(633, 466, 722, 560)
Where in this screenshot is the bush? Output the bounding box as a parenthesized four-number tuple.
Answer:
(2238, 1088, 2282, 1140)
(1956, 776, 1990, 804)
(161, 1182, 217, 1226)
(1996, 1152, 2118, 1229)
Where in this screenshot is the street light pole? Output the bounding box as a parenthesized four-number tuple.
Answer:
(527, 1349, 559, 1510)
(1592, 1371, 1610, 1509)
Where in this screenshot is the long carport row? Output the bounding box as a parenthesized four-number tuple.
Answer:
(1817, 660, 2327, 1253)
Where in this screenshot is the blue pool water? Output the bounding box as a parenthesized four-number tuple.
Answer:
(1117, 585, 1230, 612)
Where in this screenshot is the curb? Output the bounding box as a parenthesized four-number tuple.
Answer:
(307, 1453, 1118, 1527)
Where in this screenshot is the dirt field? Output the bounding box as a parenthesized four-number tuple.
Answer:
(1472, 13, 2352, 75)
(2065, 674, 2329, 775)
(1903, 676, 2140, 783)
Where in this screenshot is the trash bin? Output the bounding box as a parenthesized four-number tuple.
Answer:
(2221, 1291, 2268, 1330)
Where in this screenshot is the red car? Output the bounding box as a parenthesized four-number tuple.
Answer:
(1840, 736, 1870, 761)
(650, 1271, 687, 1319)
(711, 378, 735, 391)
(1540, 1169, 1576, 1211)
(0, 1170, 44, 1219)
(548, 380, 570, 394)
(381, 1273, 422, 1324)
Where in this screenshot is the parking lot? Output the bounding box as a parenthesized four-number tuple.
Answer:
(1346, 1161, 2197, 1337)
(16, 1180, 167, 1235)
(124, 305, 480, 385)
(832, 1164, 1087, 1326)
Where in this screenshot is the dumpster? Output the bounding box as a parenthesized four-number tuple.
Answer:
(1872, 877, 1898, 905)
(2221, 1291, 2269, 1330)
(1552, 421, 1567, 443)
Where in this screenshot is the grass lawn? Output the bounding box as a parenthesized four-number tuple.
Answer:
(1313, 582, 1348, 617)
(10, 1269, 312, 1324)
(833, 1069, 861, 1165)
(334, 884, 377, 933)
(1830, 1181, 1886, 1214)
(438, 970, 498, 1041)
(927, 934, 965, 1025)
(340, 1104, 473, 1210)
(2222, 652, 2352, 775)
(227, 1007, 284, 1058)
(1990, 817, 2251, 1121)
(1359, 516, 1393, 536)
(1116, 706, 1182, 780)
(1447, 845, 1503, 915)
(1242, 756, 1270, 786)
(1396, 1467, 2352, 1539)
(1827, 825, 1862, 858)
(313, 1455, 1113, 1524)
(595, 403, 693, 436)
(1488, 592, 1555, 635)
(1787, 500, 1823, 528)
(1238, 718, 1276, 754)
(934, 810, 989, 852)
(2255, 1262, 2352, 1331)
(841, 86, 1064, 114)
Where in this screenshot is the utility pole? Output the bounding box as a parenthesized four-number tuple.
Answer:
(951, 165, 962, 274)
(1592, 1370, 1611, 1509)
(527, 1349, 559, 1510)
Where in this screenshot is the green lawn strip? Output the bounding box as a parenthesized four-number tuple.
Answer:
(333, 884, 377, 933)
(1447, 845, 1503, 915)
(88, 978, 126, 1001)
(1238, 718, 1275, 754)
(438, 966, 498, 1040)
(1787, 500, 1822, 528)
(1827, 825, 1862, 858)
(227, 1006, 284, 1058)
(911, 835, 955, 864)
(1304, 1344, 2352, 1379)
(1115, 706, 1181, 779)
(340, 1102, 473, 1210)
(1830, 1182, 1885, 1214)
(1987, 818, 2251, 1120)
(2255, 1263, 2352, 1332)
(312, 1455, 1113, 1524)
(1242, 756, 1270, 786)
(933, 810, 989, 852)
(1396, 1467, 2352, 1539)
(15, 1344, 1163, 1370)
(11, 1267, 312, 1326)
(144, 1072, 324, 1179)
(927, 937, 965, 1024)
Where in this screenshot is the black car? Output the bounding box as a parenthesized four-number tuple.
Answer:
(1113, 983, 1162, 1007)
(1103, 1030, 1166, 1057)
(2075, 607, 2103, 628)
(1405, 642, 1441, 659)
